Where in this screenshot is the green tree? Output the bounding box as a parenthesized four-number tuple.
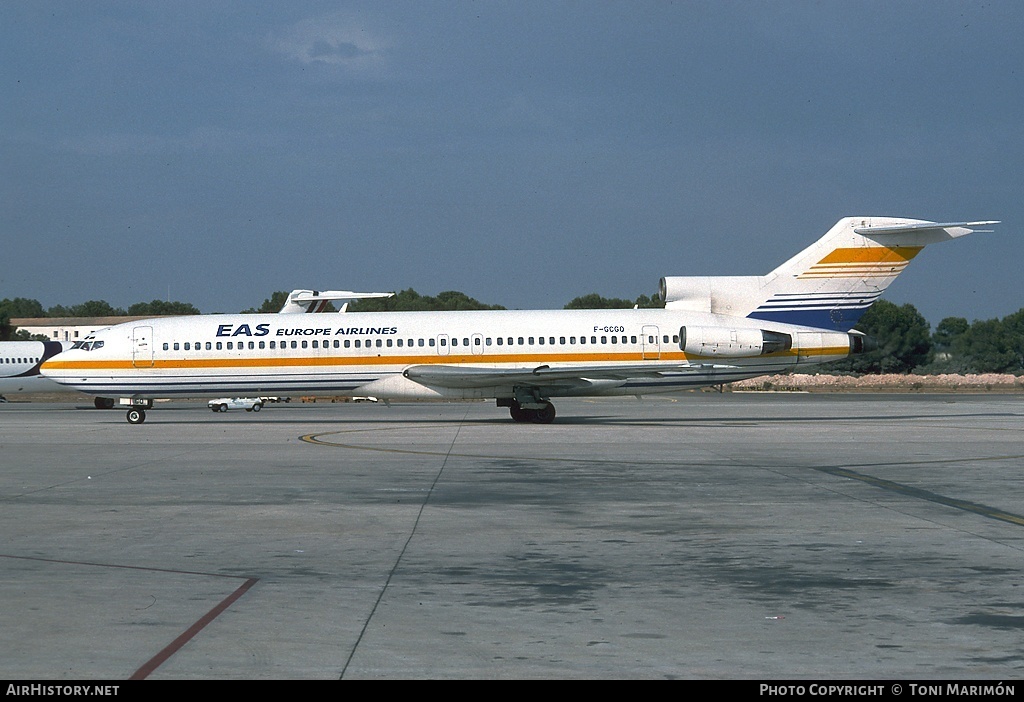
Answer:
(952, 317, 1023, 373)
(0, 297, 46, 319)
(565, 292, 664, 309)
(933, 317, 970, 353)
(634, 293, 665, 309)
(0, 310, 11, 341)
(916, 316, 972, 373)
(565, 293, 635, 309)
(348, 289, 504, 312)
(127, 300, 201, 316)
(823, 300, 932, 374)
(920, 309, 1024, 374)
(47, 300, 126, 317)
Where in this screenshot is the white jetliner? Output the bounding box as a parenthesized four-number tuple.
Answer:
(0, 341, 73, 399)
(41, 217, 997, 424)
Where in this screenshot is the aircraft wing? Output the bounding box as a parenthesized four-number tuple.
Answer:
(402, 361, 729, 390)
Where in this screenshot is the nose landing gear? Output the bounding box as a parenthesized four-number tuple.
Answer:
(121, 398, 153, 424)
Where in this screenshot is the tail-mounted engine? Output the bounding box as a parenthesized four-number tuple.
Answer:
(679, 326, 792, 358)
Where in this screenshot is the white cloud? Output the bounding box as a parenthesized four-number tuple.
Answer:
(270, 12, 388, 76)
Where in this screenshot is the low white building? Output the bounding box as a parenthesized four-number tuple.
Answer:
(12, 317, 176, 343)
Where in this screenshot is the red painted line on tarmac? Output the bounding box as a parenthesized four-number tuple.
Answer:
(131, 577, 259, 680)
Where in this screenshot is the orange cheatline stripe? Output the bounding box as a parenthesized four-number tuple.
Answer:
(798, 269, 907, 279)
(817, 246, 922, 265)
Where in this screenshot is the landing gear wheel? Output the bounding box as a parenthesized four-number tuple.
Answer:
(533, 402, 556, 424)
(510, 404, 529, 422)
(509, 401, 556, 424)
(94, 397, 115, 410)
(126, 408, 146, 424)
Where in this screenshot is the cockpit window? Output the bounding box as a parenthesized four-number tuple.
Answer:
(74, 338, 104, 352)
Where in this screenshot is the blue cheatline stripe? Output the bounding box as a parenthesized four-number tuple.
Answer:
(764, 292, 880, 303)
(747, 307, 868, 331)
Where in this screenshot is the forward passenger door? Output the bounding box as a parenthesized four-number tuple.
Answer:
(132, 326, 154, 368)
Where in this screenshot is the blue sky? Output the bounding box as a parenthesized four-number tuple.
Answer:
(3, 1, 1021, 325)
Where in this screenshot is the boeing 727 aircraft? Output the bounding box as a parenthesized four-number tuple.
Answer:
(40, 217, 997, 424)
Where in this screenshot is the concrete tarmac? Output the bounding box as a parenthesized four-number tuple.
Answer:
(1, 393, 1023, 680)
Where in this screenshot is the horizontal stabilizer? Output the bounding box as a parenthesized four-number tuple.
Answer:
(853, 221, 999, 236)
(279, 290, 394, 314)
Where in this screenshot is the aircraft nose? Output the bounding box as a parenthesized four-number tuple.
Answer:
(39, 358, 63, 377)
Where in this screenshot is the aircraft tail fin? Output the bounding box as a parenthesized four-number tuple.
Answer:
(662, 218, 997, 331)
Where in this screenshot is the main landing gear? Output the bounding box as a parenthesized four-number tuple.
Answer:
(501, 398, 557, 424)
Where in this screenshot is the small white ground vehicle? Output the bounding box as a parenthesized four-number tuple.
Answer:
(208, 397, 263, 413)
